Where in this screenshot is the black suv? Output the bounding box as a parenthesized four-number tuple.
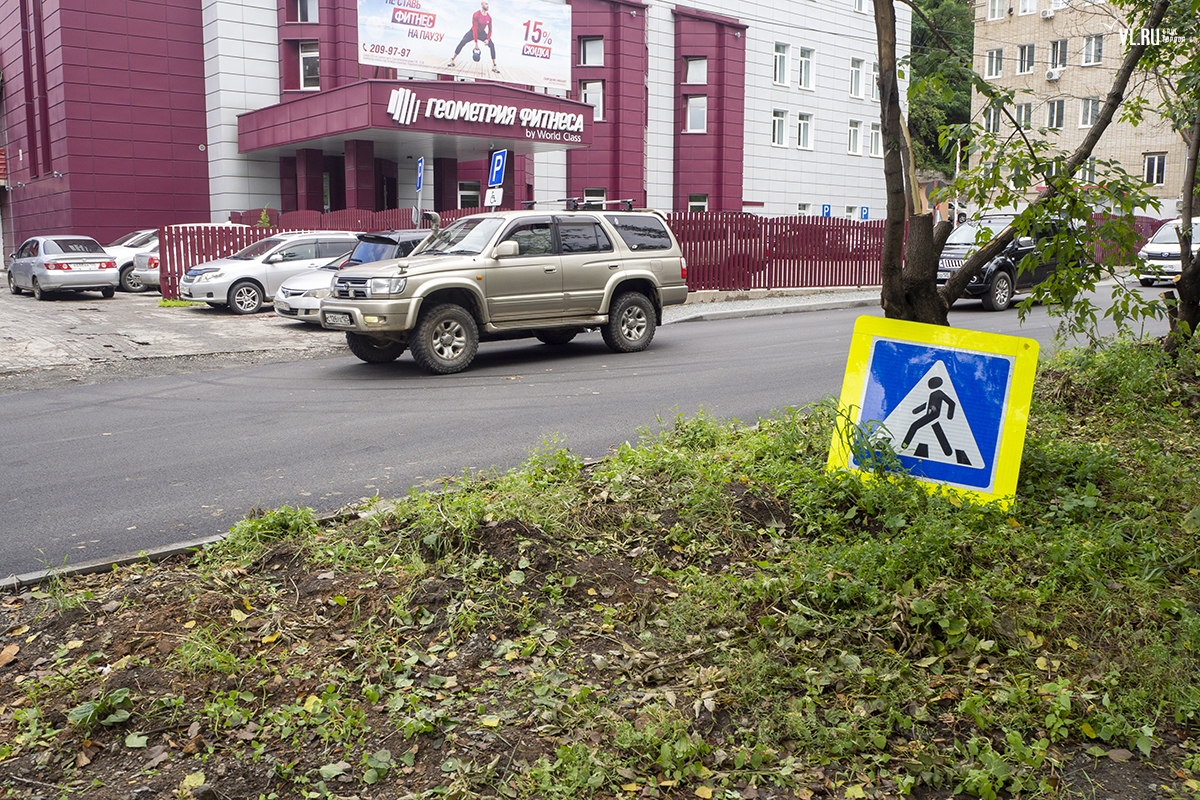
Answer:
(936, 216, 1068, 311)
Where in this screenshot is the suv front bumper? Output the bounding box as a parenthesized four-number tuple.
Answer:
(319, 298, 416, 334)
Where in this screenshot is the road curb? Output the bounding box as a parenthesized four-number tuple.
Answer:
(3, 535, 228, 593)
(668, 296, 879, 323)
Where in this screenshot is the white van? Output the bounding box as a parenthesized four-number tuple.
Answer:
(1136, 217, 1200, 286)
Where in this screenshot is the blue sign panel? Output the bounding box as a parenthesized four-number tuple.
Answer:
(860, 206, 869, 220)
(488, 150, 508, 188)
(415, 157, 424, 193)
(821, 204, 831, 218)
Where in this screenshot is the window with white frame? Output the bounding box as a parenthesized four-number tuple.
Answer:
(797, 203, 810, 214)
(458, 180, 481, 208)
(797, 113, 812, 149)
(1016, 102, 1033, 128)
(772, 110, 788, 146)
(580, 37, 604, 65)
(1082, 35, 1103, 65)
(871, 62, 880, 100)
(985, 49, 1003, 79)
(298, 0, 318, 22)
(869, 122, 882, 156)
(1019, 0, 1036, 14)
(1144, 153, 1166, 185)
(1018, 44, 1035, 74)
(684, 57, 707, 84)
(685, 96, 707, 132)
(300, 41, 320, 90)
(1047, 99, 1065, 128)
(1050, 39, 1068, 68)
(988, 0, 1005, 19)
(983, 106, 1001, 133)
(688, 194, 708, 212)
(580, 81, 604, 121)
(773, 43, 789, 85)
(1080, 97, 1100, 126)
(1079, 158, 1097, 184)
(844, 205, 858, 219)
(583, 188, 606, 209)
(847, 119, 862, 154)
(849, 58, 863, 97)
(853, 0, 865, 12)
(798, 48, 814, 89)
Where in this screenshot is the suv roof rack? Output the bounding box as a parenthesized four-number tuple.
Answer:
(520, 198, 638, 212)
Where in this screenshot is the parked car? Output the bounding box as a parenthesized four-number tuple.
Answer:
(105, 229, 158, 292)
(1135, 217, 1200, 287)
(274, 230, 429, 324)
(131, 243, 161, 292)
(320, 208, 689, 373)
(179, 231, 360, 314)
(936, 215, 1071, 311)
(7, 235, 119, 300)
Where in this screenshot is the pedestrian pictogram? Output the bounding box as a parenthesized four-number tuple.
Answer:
(828, 316, 1040, 507)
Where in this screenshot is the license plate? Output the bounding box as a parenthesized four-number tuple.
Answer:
(325, 312, 352, 326)
(75, 263, 98, 270)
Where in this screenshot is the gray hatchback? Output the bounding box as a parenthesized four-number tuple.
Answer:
(7, 235, 119, 300)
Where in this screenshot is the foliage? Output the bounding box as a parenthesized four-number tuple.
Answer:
(907, 0, 974, 174)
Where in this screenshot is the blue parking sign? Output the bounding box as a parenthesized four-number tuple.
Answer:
(488, 150, 507, 188)
(415, 157, 424, 193)
(821, 204, 831, 217)
(860, 206, 869, 220)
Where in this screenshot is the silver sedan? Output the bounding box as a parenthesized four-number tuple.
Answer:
(7, 235, 119, 300)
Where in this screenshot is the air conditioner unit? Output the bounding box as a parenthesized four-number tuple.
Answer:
(1046, 68, 1063, 81)
(1040, 8, 1055, 18)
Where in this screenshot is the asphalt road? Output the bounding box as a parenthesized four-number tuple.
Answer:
(0, 291, 1171, 582)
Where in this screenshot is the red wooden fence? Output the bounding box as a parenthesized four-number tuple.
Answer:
(158, 208, 1164, 299)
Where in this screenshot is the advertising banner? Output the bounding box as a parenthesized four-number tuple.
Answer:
(358, 0, 572, 91)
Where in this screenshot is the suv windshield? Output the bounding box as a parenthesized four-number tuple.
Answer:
(945, 218, 1011, 246)
(1147, 220, 1200, 245)
(232, 237, 285, 260)
(422, 217, 505, 255)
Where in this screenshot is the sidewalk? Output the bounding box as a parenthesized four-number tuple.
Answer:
(0, 277, 881, 374)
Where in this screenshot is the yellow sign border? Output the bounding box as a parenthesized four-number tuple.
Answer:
(827, 316, 1039, 508)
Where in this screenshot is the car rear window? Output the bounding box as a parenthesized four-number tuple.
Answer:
(47, 238, 105, 255)
(603, 215, 673, 251)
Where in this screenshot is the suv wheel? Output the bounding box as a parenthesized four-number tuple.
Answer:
(536, 329, 578, 346)
(602, 292, 656, 353)
(981, 271, 1013, 312)
(120, 265, 147, 292)
(7, 271, 22, 296)
(229, 281, 264, 314)
(410, 304, 479, 374)
(346, 332, 406, 364)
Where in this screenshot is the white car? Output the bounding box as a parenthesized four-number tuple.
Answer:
(274, 230, 429, 324)
(105, 229, 159, 293)
(179, 231, 360, 314)
(1136, 217, 1200, 287)
(131, 243, 161, 292)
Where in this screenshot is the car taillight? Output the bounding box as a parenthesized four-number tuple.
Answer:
(149, 257, 159, 270)
(46, 261, 72, 270)
(680, 257, 687, 281)
(99, 260, 116, 269)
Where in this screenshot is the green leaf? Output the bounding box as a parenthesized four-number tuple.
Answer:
(508, 570, 526, 585)
(319, 762, 348, 779)
(125, 732, 149, 748)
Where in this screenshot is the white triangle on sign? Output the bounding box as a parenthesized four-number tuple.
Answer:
(880, 360, 984, 469)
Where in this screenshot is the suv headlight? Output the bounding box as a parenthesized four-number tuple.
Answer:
(368, 277, 407, 298)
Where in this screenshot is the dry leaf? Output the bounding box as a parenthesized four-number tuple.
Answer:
(0, 643, 19, 667)
(694, 787, 714, 799)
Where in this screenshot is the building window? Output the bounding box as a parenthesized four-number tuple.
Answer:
(798, 48, 813, 89)
(1083, 35, 1103, 65)
(772, 110, 788, 146)
(1051, 0, 1065, 8)
(847, 120, 861, 154)
(1050, 39, 1068, 68)
(685, 96, 707, 132)
(844, 205, 858, 219)
(1080, 97, 1100, 126)
(849, 58, 863, 97)
(1047, 99, 1065, 129)
(580, 81, 604, 121)
(1016, 102, 1033, 128)
(298, 0, 317, 22)
(1018, 44, 1035, 74)
(983, 107, 1001, 133)
(583, 188, 607, 209)
(300, 41, 320, 90)
(871, 61, 880, 100)
(458, 180, 481, 208)
(1079, 158, 1097, 184)
(684, 57, 707, 84)
(773, 43, 789, 85)
(797, 113, 812, 149)
(988, 0, 1005, 19)
(985, 49, 1003, 79)
(688, 194, 708, 212)
(797, 202, 810, 214)
(580, 37, 603, 66)
(1019, 0, 1036, 14)
(869, 122, 882, 156)
(1144, 153, 1166, 185)
(853, 0, 866, 11)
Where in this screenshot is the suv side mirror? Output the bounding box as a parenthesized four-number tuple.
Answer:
(494, 240, 519, 258)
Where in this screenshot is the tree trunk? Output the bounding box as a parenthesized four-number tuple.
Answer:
(1170, 104, 1200, 350)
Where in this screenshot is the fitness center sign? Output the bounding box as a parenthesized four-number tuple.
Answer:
(387, 85, 587, 143)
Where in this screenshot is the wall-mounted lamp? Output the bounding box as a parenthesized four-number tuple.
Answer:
(52, 171, 63, 178)
(14, 182, 25, 188)
(734, 31, 741, 37)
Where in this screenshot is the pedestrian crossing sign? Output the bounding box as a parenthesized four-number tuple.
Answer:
(827, 316, 1040, 507)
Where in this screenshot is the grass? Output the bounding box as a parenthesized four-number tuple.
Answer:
(157, 298, 203, 307)
(2, 338, 1200, 799)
